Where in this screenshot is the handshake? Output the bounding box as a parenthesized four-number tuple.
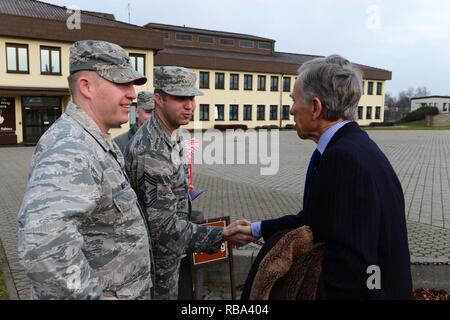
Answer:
(222, 219, 258, 247)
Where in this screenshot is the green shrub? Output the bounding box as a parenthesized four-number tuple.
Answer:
(260, 125, 279, 130)
(369, 122, 395, 127)
(402, 107, 439, 122)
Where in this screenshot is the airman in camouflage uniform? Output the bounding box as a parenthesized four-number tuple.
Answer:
(114, 91, 155, 154)
(125, 66, 254, 299)
(17, 40, 153, 300)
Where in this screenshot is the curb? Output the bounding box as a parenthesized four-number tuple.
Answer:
(0, 239, 19, 300)
(204, 246, 450, 292)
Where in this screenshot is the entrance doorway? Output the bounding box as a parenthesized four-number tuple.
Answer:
(22, 96, 61, 145)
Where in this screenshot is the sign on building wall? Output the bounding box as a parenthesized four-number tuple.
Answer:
(0, 97, 16, 132)
(0, 97, 17, 145)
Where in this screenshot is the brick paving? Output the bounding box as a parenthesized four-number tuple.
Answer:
(1, 129, 449, 299)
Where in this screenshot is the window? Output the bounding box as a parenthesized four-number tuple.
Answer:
(40, 46, 61, 75)
(239, 40, 254, 48)
(199, 71, 209, 89)
(366, 106, 372, 119)
(376, 82, 383, 95)
(230, 74, 239, 90)
(244, 74, 253, 90)
(129, 53, 145, 75)
(176, 33, 193, 41)
(283, 77, 291, 92)
(358, 106, 364, 120)
(270, 105, 278, 120)
(362, 81, 365, 95)
(200, 104, 209, 121)
(230, 105, 239, 120)
(257, 105, 265, 120)
(270, 76, 279, 91)
(444, 103, 448, 112)
(130, 103, 137, 125)
(220, 38, 234, 46)
(215, 73, 225, 89)
(375, 106, 381, 119)
(215, 105, 224, 120)
(199, 36, 214, 44)
(244, 105, 252, 120)
(368, 82, 374, 95)
(258, 42, 272, 50)
(6, 43, 29, 73)
(258, 75, 266, 91)
(163, 32, 170, 39)
(282, 105, 290, 120)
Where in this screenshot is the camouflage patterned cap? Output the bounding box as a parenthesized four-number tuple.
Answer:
(154, 66, 203, 96)
(70, 40, 147, 86)
(137, 91, 155, 111)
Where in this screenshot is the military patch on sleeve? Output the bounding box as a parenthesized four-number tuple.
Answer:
(138, 172, 157, 209)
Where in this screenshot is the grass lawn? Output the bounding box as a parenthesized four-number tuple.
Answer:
(363, 120, 450, 131)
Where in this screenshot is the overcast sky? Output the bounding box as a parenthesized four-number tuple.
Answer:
(44, 0, 450, 97)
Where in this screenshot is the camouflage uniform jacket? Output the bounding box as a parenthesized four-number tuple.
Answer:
(114, 123, 138, 155)
(17, 101, 153, 300)
(125, 113, 223, 259)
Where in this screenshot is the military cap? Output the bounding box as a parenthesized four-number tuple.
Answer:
(69, 40, 147, 86)
(154, 66, 203, 96)
(137, 91, 155, 111)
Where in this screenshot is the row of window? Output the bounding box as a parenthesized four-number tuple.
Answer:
(4, 43, 146, 76)
(199, 71, 384, 96)
(199, 71, 292, 92)
(420, 102, 448, 111)
(364, 81, 383, 95)
(3, 43, 384, 99)
(358, 106, 382, 120)
(197, 104, 291, 121)
(164, 32, 272, 50)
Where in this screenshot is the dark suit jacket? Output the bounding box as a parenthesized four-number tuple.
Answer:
(261, 122, 413, 299)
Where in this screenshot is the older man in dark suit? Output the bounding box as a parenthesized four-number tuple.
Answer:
(243, 54, 413, 299)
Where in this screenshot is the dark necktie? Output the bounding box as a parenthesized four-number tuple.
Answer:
(303, 149, 321, 207)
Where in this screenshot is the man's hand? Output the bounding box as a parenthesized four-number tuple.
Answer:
(223, 219, 257, 247)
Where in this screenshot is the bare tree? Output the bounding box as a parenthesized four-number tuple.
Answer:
(385, 92, 397, 109)
(396, 86, 431, 112)
(414, 86, 431, 97)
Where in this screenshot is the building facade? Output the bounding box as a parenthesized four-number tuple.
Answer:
(0, 1, 392, 145)
(0, 0, 163, 145)
(410, 96, 450, 113)
(146, 23, 391, 130)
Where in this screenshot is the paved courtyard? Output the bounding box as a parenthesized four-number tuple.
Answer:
(1, 129, 450, 299)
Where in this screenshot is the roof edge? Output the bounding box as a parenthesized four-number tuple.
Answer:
(0, 13, 164, 51)
(411, 96, 450, 100)
(144, 22, 275, 42)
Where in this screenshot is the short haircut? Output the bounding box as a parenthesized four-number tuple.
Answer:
(297, 54, 363, 121)
(67, 70, 96, 99)
(154, 89, 168, 100)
